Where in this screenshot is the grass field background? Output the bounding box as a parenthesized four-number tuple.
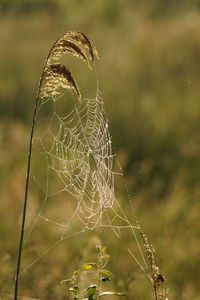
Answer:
(1, 1, 200, 299)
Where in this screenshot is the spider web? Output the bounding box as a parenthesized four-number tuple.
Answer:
(22, 85, 151, 285)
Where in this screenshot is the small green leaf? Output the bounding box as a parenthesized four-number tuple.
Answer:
(73, 269, 80, 276)
(100, 269, 114, 278)
(99, 291, 126, 297)
(83, 263, 95, 270)
(72, 269, 81, 283)
(101, 255, 110, 260)
(87, 285, 97, 298)
(60, 279, 72, 285)
(101, 277, 111, 282)
(69, 285, 80, 295)
(101, 247, 107, 253)
(73, 285, 80, 295)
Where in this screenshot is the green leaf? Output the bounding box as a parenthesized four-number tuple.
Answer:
(72, 269, 81, 283)
(60, 279, 72, 284)
(101, 247, 107, 253)
(87, 285, 97, 298)
(101, 255, 110, 260)
(69, 285, 80, 295)
(73, 269, 80, 276)
(73, 285, 80, 295)
(99, 292, 126, 297)
(100, 269, 114, 278)
(83, 263, 95, 270)
(101, 277, 111, 282)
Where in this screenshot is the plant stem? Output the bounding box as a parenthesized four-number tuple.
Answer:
(153, 285, 158, 300)
(14, 93, 40, 300)
(13, 35, 58, 300)
(96, 249, 102, 300)
(13, 31, 96, 300)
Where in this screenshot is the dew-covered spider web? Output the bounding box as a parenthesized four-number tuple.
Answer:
(18, 74, 168, 299)
(26, 87, 146, 259)
(15, 32, 168, 300)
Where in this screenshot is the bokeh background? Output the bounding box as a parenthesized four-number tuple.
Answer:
(1, 1, 200, 299)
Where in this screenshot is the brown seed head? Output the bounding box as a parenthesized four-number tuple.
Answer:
(62, 31, 99, 62)
(39, 31, 98, 103)
(139, 227, 168, 300)
(49, 40, 92, 69)
(40, 63, 81, 101)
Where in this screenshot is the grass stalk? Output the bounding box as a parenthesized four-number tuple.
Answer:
(14, 93, 40, 300)
(13, 31, 96, 300)
(13, 53, 50, 300)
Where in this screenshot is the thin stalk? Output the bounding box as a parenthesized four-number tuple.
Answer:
(13, 47, 52, 300)
(153, 285, 158, 300)
(14, 31, 96, 300)
(14, 92, 40, 300)
(96, 250, 102, 300)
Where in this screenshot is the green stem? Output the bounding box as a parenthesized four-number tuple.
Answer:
(96, 250, 102, 300)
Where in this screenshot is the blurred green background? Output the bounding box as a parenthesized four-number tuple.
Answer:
(1, 0, 200, 299)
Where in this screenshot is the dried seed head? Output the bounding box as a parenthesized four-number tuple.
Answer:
(139, 227, 168, 300)
(48, 40, 92, 69)
(40, 63, 81, 101)
(62, 31, 99, 62)
(39, 31, 98, 103)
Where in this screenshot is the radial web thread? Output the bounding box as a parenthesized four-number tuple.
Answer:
(23, 88, 150, 281)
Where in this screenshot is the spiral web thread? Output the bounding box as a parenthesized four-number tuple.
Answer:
(19, 32, 168, 300)
(21, 87, 151, 281)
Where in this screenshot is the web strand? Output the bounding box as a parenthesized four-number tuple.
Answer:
(24, 87, 151, 282)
